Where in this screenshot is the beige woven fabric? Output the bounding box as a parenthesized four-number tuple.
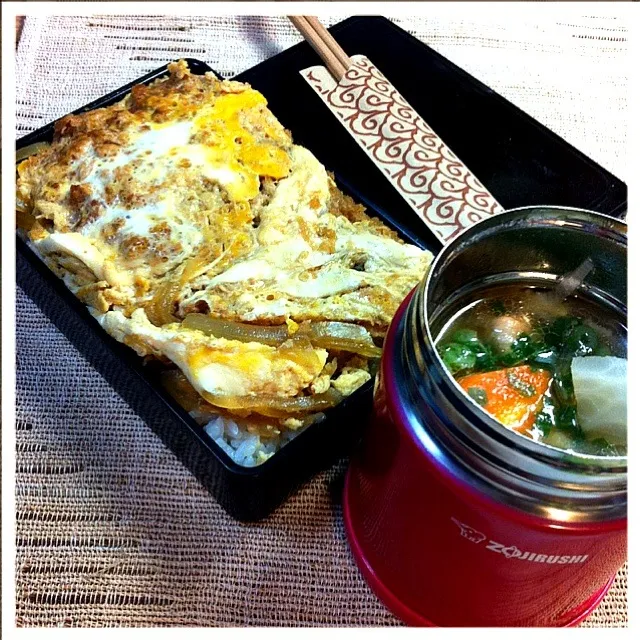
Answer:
(15, 14, 628, 627)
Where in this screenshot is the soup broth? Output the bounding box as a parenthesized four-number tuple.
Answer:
(436, 286, 627, 457)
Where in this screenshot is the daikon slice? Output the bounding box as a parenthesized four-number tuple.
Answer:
(571, 356, 627, 446)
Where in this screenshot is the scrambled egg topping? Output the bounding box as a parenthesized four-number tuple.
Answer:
(102, 309, 327, 399)
(17, 60, 433, 433)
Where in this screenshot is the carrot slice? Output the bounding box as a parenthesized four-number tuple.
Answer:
(457, 365, 552, 433)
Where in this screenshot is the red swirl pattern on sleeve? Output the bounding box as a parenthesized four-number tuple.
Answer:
(302, 56, 503, 244)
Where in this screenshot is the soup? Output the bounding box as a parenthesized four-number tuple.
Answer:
(436, 287, 627, 457)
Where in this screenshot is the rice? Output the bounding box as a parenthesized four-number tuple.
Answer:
(197, 412, 311, 467)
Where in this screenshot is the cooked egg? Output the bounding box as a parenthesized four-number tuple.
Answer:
(101, 308, 327, 400)
(17, 59, 433, 417)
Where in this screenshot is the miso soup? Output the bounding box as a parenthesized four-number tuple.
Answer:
(436, 287, 627, 457)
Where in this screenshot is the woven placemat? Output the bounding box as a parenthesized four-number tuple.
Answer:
(15, 14, 628, 627)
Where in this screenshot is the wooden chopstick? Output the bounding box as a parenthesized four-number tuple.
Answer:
(304, 17, 352, 72)
(289, 16, 351, 81)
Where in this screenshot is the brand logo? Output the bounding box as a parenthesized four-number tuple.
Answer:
(451, 517, 589, 565)
(451, 518, 486, 544)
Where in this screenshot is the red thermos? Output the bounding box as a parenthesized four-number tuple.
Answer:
(343, 208, 627, 627)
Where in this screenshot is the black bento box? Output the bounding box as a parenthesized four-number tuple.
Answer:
(16, 17, 627, 521)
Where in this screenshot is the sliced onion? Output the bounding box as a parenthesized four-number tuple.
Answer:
(182, 315, 381, 357)
(16, 141, 50, 164)
(146, 233, 252, 327)
(146, 274, 185, 327)
(146, 240, 222, 326)
(300, 321, 382, 358)
(275, 337, 327, 373)
(160, 369, 203, 413)
(201, 387, 343, 418)
(182, 314, 289, 345)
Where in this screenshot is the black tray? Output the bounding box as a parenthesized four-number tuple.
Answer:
(16, 16, 627, 521)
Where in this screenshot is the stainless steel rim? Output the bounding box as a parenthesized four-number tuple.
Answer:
(400, 206, 627, 522)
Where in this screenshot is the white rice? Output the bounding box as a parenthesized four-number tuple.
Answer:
(195, 412, 303, 467)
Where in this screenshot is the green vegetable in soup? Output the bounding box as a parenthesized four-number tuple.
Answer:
(439, 343, 477, 375)
(533, 408, 553, 437)
(553, 405, 580, 437)
(437, 290, 626, 457)
(543, 317, 599, 355)
(467, 387, 488, 407)
(438, 329, 498, 375)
